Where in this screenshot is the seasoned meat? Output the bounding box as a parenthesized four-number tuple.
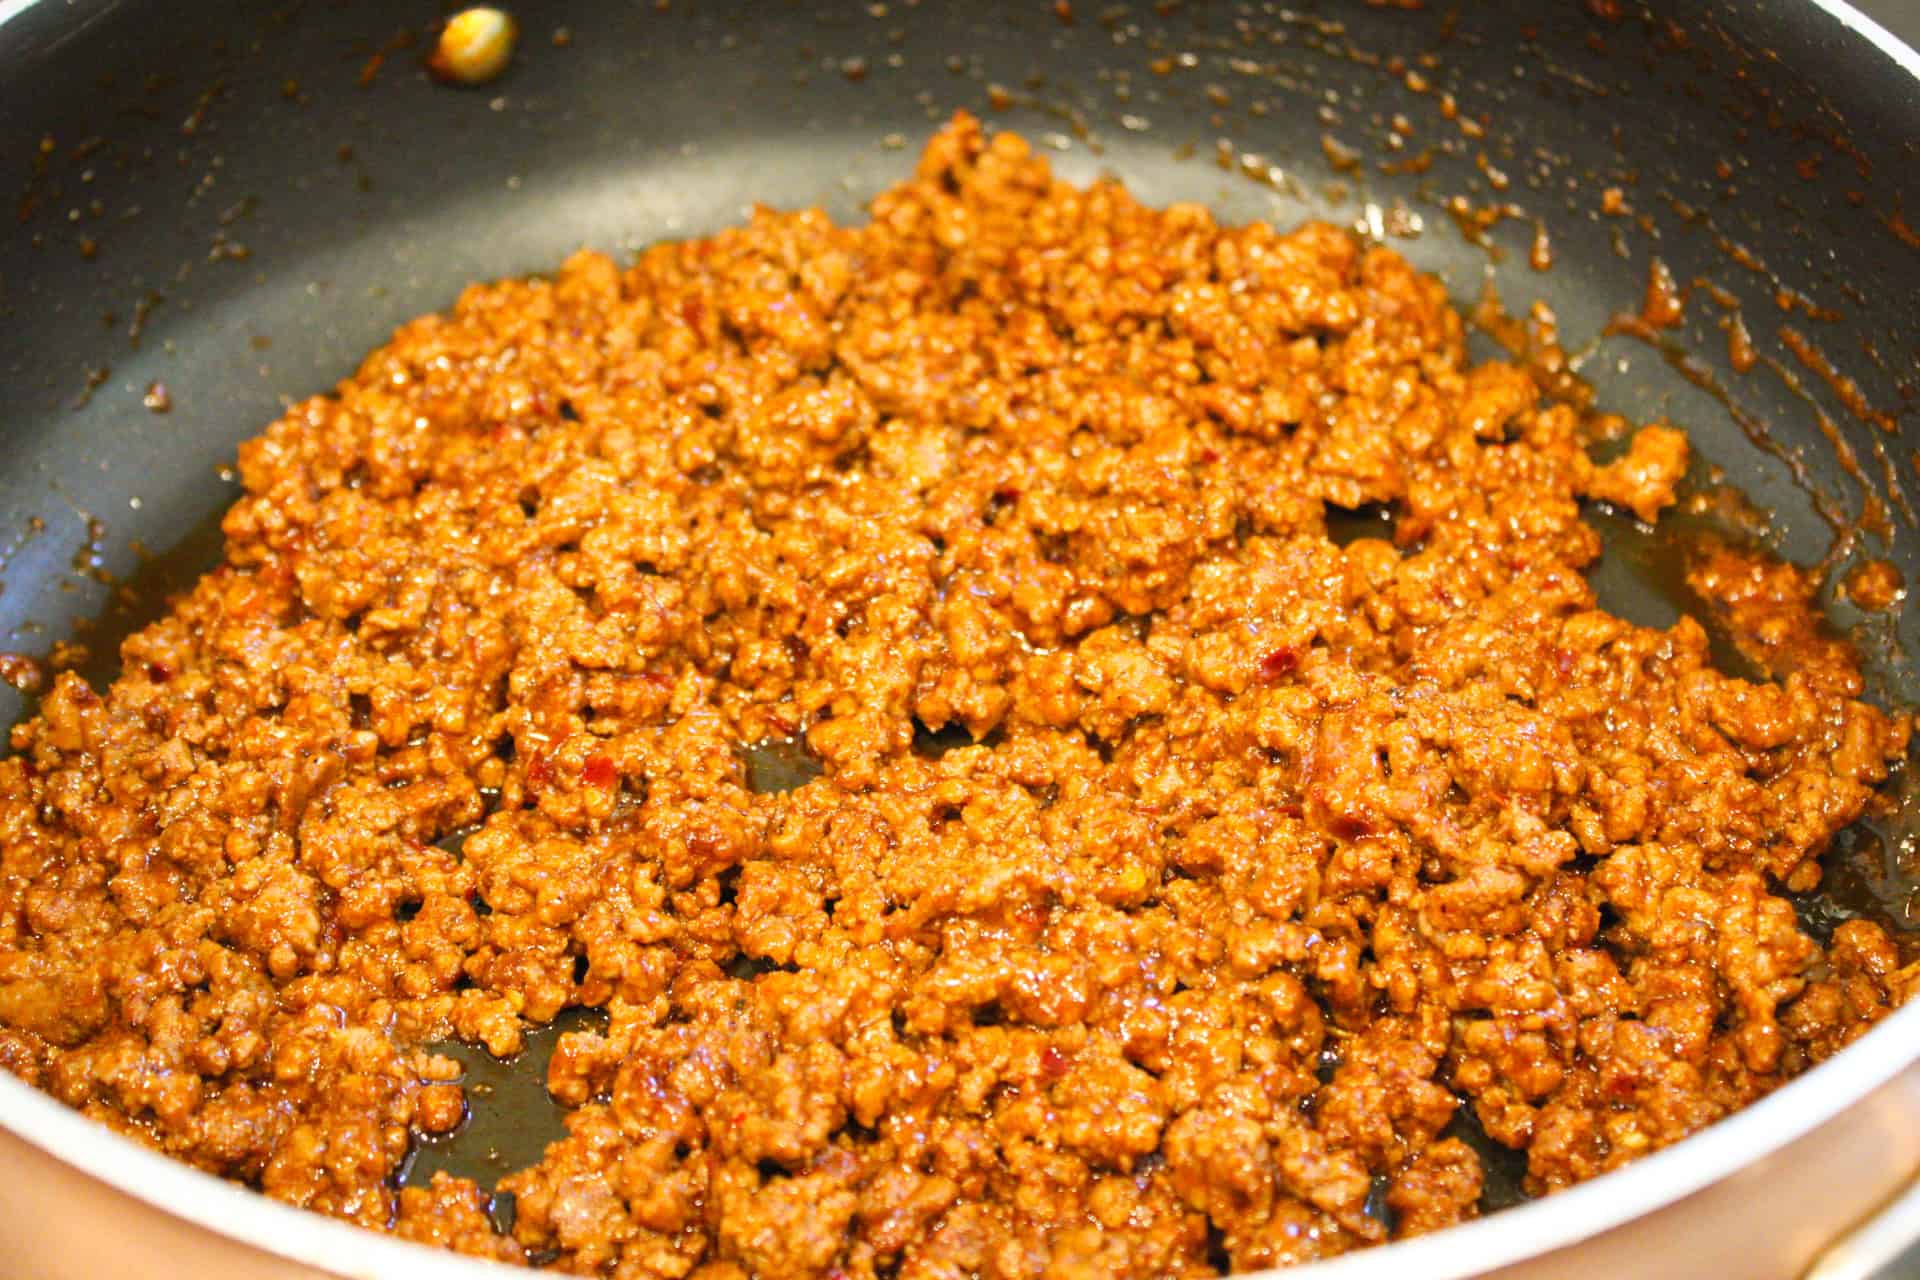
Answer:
(0, 115, 1911, 1277)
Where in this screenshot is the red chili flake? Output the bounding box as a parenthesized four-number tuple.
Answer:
(582, 753, 616, 789)
(681, 298, 705, 330)
(146, 661, 173, 684)
(1552, 648, 1576, 679)
(526, 748, 553, 789)
(1258, 645, 1300, 681)
(992, 486, 1020, 503)
(1040, 1046, 1071, 1080)
(1198, 448, 1221, 464)
(1330, 814, 1374, 840)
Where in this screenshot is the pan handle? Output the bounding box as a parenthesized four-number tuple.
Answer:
(1803, 1178, 1920, 1280)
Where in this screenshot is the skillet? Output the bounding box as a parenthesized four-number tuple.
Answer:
(1, 2, 1919, 1276)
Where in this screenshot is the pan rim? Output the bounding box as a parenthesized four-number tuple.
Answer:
(1, 998, 1916, 1279)
(1804, 0, 1920, 78)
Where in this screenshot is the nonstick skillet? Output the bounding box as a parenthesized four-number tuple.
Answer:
(2, 2, 1920, 1277)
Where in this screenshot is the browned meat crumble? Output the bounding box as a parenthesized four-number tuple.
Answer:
(0, 116, 1912, 1278)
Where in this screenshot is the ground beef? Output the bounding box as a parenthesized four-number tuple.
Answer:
(0, 115, 1913, 1277)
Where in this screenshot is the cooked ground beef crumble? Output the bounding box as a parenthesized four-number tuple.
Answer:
(0, 116, 1912, 1277)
